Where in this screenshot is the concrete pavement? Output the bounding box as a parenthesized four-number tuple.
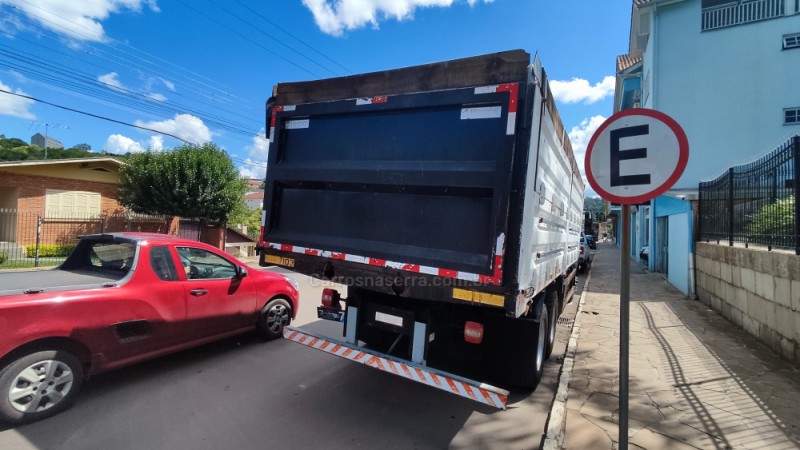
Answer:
(547, 241, 800, 449)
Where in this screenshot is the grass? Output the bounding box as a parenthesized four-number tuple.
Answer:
(0, 258, 63, 270)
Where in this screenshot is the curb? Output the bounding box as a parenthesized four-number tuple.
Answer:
(542, 267, 592, 450)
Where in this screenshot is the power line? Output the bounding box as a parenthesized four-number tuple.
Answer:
(0, 87, 193, 143)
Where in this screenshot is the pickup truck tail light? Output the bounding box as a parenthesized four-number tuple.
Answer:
(464, 321, 484, 344)
(321, 288, 341, 309)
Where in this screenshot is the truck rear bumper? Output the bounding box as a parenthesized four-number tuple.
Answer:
(283, 326, 509, 409)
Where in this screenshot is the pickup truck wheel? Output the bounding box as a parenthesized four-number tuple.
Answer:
(257, 298, 291, 341)
(0, 350, 83, 425)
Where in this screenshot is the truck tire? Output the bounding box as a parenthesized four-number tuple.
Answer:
(0, 349, 83, 425)
(525, 306, 548, 389)
(544, 288, 558, 358)
(257, 298, 292, 341)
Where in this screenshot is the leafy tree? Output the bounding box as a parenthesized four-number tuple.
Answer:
(118, 143, 247, 225)
(228, 199, 262, 240)
(747, 195, 794, 244)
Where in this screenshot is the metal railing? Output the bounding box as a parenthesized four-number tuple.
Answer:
(702, 0, 784, 31)
(698, 136, 799, 254)
(0, 210, 176, 269)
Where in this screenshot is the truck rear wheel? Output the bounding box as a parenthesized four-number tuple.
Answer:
(523, 306, 548, 389)
(545, 288, 558, 358)
(0, 349, 83, 425)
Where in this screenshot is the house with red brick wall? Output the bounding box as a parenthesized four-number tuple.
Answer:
(0, 158, 176, 250)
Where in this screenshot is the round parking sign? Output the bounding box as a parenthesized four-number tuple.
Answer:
(585, 108, 688, 204)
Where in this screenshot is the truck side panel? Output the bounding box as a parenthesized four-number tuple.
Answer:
(516, 61, 583, 312)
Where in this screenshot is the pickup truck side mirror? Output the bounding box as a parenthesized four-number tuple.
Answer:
(236, 266, 248, 279)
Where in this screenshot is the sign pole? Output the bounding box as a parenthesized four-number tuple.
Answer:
(584, 108, 689, 450)
(619, 204, 630, 449)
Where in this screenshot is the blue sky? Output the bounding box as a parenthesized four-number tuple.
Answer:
(0, 0, 628, 189)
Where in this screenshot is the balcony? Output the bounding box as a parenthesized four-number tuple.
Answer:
(702, 0, 784, 31)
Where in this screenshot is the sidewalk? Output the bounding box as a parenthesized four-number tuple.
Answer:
(550, 241, 800, 449)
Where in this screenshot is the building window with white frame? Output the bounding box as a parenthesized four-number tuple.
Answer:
(784, 33, 800, 49)
(785, 108, 800, 125)
(45, 189, 101, 218)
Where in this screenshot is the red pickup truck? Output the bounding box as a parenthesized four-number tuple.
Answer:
(0, 232, 299, 425)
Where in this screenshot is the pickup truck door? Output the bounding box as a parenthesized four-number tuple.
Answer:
(176, 246, 258, 338)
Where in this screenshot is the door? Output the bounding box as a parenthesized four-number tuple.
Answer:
(177, 246, 257, 338)
(657, 217, 668, 275)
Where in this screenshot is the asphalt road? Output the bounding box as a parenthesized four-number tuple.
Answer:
(0, 263, 583, 450)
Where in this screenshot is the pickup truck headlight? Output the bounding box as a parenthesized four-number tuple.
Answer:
(283, 275, 299, 291)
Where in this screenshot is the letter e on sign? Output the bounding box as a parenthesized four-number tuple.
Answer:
(585, 108, 688, 204)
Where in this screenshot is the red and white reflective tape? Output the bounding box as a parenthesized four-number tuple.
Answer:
(258, 237, 504, 285)
(474, 83, 518, 135)
(269, 105, 297, 142)
(283, 327, 508, 409)
(356, 96, 388, 106)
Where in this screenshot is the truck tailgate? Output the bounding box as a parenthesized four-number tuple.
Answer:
(262, 83, 522, 280)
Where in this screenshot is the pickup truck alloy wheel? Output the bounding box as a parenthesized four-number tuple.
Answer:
(258, 298, 291, 340)
(0, 350, 83, 424)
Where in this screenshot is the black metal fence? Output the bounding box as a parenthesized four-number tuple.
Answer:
(0, 210, 178, 269)
(699, 136, 799, 254)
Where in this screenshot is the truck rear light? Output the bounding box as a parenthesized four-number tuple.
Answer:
(321, 288, 341, 309)
(464, 321, 484, 344)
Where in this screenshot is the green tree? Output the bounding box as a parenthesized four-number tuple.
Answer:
(747, 195, 795, 243)
(228, 199, 262, 240)
(118, 143, 247, 225)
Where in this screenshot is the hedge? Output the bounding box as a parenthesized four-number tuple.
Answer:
(0, 251, 6, 265)
(25, 244, 76, 258)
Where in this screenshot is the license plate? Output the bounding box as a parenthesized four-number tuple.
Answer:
(317, 307, 345, 322)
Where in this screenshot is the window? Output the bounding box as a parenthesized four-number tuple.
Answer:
(150, 246, 178, 281)
(784, 33, 800, 49)
(45, 189, 101, 218)
(177, 247, 237, 280)
(785, 108, 800, 125)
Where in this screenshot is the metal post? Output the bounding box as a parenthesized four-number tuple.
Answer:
(728, 168, 734, 246)
(620, 204, 630, 450)
(793, 136, 800, 255)
(34, 215, 42, 268)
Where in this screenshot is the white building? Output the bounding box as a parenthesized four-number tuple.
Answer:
(616, 0, 800, 295)
(30, 132, 64, 150)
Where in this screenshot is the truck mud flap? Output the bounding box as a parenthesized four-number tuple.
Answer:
(283, 326, 508, 409)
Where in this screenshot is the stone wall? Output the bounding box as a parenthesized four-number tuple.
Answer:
(696, 243, 799, 367)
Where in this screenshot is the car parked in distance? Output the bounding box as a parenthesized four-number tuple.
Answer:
(0, 233, 299, 425)
(579, 232, 592, 273)
(585, 234, 596, 249)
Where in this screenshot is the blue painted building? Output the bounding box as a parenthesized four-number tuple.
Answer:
(616, 0, 800, 295)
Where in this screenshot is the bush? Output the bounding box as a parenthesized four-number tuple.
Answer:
(0, 251, 6, 265)
(25, 244, 76, 258)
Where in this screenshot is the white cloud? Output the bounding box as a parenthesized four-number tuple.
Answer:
(160, 78, 175, 91)
(238, 132, 270, 181)
(104, 134, 146, 154)
(134, 114, 213, 144)
(98, 72, 126, 91)
(147, 92, 167, 101)
(238, 160, 266, 180)
(148, 135, 163, 151)
(550, 76, 615, 105)
(0, 80, 36, 119)
(302, 0, 494, 36)
(4, 0, 159, 42)
(568, 115, 606, 196)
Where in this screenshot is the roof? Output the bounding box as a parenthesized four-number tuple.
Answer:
(244, 191, 264, 200)
(0, 157, 123, 169)
(617, 53, 643, 73)
(225, 226, 255, 244)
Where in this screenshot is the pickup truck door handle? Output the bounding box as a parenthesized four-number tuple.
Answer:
(190, 289, 208, 297)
